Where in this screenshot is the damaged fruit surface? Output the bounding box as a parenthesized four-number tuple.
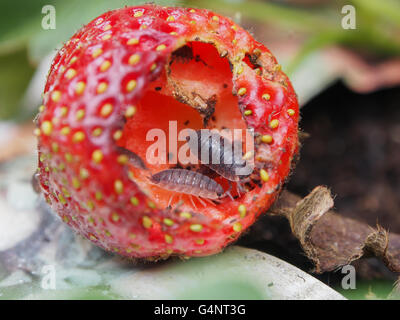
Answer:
(35, 5, 299, 259)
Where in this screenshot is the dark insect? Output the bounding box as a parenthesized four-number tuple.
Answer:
(187, 130, 251, 182)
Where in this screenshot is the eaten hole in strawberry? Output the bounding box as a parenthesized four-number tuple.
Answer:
(118, 41, 256, 212)
(243, 53, 262, 74)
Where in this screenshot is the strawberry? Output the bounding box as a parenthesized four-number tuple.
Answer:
(35, 5, 299, 259)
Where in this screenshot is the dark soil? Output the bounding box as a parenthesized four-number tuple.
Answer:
(289, 82, 400, 233)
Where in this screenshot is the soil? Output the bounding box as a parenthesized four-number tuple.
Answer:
(290, 82, 400, 233)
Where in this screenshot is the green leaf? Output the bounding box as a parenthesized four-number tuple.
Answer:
(185, 0, 336, 32)
(109, 246, 344, 299)
(178, 278, 265, 300)
(335, 279, 395, 300)
(0, 0, 51, 55)
(0, 50, 35, 120)
(350, 0, 400, 29)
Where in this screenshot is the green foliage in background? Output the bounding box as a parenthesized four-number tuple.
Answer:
(1, 0, 400, 121)
(187, 0, 400, 75)
(0, 50, 35, 119)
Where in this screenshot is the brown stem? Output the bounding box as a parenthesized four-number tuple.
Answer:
(269, 187, 400, 294)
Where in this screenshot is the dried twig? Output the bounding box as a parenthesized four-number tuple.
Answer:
(269, 187, 400, 295)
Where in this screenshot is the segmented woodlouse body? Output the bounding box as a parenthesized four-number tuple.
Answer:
(150, 168, 224, 199)
(188, 130, 251, 182)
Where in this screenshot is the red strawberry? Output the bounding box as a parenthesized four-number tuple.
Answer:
(36, 5, 299, 259)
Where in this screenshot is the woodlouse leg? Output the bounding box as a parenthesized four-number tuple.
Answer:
(168, 194, 175, 209)
(242, 177, 257, 192)
(197, 196, 207, 207)
(226, 191, 234, 201)
(223, 181, 234, 201)
(236, 183, 242, 197)
(204, 198, 217, 206)
(174, 194, 184, 211)
(189, 194, 197, 209)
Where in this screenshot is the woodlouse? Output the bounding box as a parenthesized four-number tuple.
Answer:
(187, 130, 251, 182)
(150, 168, 224, 200)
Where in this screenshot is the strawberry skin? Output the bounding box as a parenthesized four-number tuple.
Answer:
(36, 5, 299, 259)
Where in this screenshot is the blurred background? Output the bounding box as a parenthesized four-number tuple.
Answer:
(0, 0, 399, 300)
